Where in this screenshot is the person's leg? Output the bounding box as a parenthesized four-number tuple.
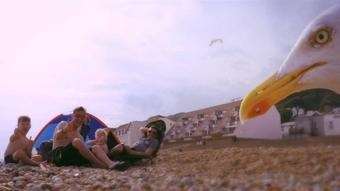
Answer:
(13, 149, 39, 166)
(71, 138, 106, 168)
(92, 145, 117, 169)
(109, 144, 124, 157)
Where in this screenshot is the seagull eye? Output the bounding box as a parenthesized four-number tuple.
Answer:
(315, 30, 329, 44)
(311, 27, 332, 47)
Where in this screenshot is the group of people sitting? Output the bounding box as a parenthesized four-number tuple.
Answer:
(4, 106, 165, 170)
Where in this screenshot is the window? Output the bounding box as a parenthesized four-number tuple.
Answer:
(229, 116, 236, 124)
(202, 130, 209, 135)
(215, 110, 223, 117)
(215, 110, 223, 115)
(215, 111, 223, 120)
(329, 121, 334, 130)
(198, 113, 204, 119)
(226, 127, 235, 134)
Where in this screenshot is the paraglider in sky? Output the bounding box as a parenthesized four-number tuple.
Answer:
(209, 38, 223, 46)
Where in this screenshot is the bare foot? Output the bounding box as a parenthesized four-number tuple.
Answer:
(108, 161, 119, 170)
(39, 162, 49, 172)
(91, 162, 107, 169)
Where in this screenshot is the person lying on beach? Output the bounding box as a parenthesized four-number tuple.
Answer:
(115, 124, 162, 159)
(51, 107, 106, 168)
(4, 116, 40, 166)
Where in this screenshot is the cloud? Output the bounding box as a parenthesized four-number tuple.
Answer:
(0, 0, 202, 152)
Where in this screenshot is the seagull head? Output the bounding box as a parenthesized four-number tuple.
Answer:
(240, 5, 340, 123)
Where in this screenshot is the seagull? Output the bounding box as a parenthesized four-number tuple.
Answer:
(240, 5, 340, 123)
(209, 38, 223, 46)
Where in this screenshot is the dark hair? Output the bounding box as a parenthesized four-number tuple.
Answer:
(73, 106, 86, 114)
(18, 116, 31, 123)
(147, 120, 166, 143)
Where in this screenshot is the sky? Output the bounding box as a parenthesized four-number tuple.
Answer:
(0, 0, 339, 156)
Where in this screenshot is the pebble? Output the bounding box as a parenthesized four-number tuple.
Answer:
(180, 176, 195, 187)
(51, 175, 62, 184)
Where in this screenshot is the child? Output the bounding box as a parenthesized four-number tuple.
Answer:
(4, 116, 40, 166)
(89, 128, 122, 169)
(92, 129, 109, 154)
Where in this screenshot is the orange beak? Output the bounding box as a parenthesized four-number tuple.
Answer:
(240, 62, 326, 123)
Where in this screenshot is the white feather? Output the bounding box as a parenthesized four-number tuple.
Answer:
(277, 5, 340, 94)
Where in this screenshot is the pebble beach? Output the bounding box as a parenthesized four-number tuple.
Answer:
(0, 141, 339, 191)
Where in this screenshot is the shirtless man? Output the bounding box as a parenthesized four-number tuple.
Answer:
(4, 116, 40, 166)
(51, 107, 106, 168)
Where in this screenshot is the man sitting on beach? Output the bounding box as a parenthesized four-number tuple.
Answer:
(51, 107, 106, 168)
(4, 116, 40, 166)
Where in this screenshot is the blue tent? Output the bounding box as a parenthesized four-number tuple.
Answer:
(33, 113, 108, 150)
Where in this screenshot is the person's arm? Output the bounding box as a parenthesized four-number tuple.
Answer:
(54, 121, 68, 137)
(10, 128, 21, 142)
(25, 137, 34, 157)
(9, 134, 18, 142)
(124, 146, 153, 158)
(87, 140, 96, 146)
(124, 140, 159, 159)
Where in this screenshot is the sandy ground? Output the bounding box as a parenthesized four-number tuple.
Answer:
(0, 139, 340, 191)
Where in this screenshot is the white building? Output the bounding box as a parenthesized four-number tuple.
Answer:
(282, 108, 340, 138)
(321, 111, 340, 136)
(115, 121, 146, 146)
(281, 121, 296, 138)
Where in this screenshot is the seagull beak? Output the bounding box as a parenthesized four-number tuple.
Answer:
(240, 62, 326, 123)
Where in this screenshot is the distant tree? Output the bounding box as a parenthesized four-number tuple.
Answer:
(276, 89, 340, 122)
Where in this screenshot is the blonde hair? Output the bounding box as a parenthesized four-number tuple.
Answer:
(95, 128, 107, 138)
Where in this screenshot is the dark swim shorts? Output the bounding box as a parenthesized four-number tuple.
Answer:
(52, 144, 90, 167)
(4, 154, 18, 164)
